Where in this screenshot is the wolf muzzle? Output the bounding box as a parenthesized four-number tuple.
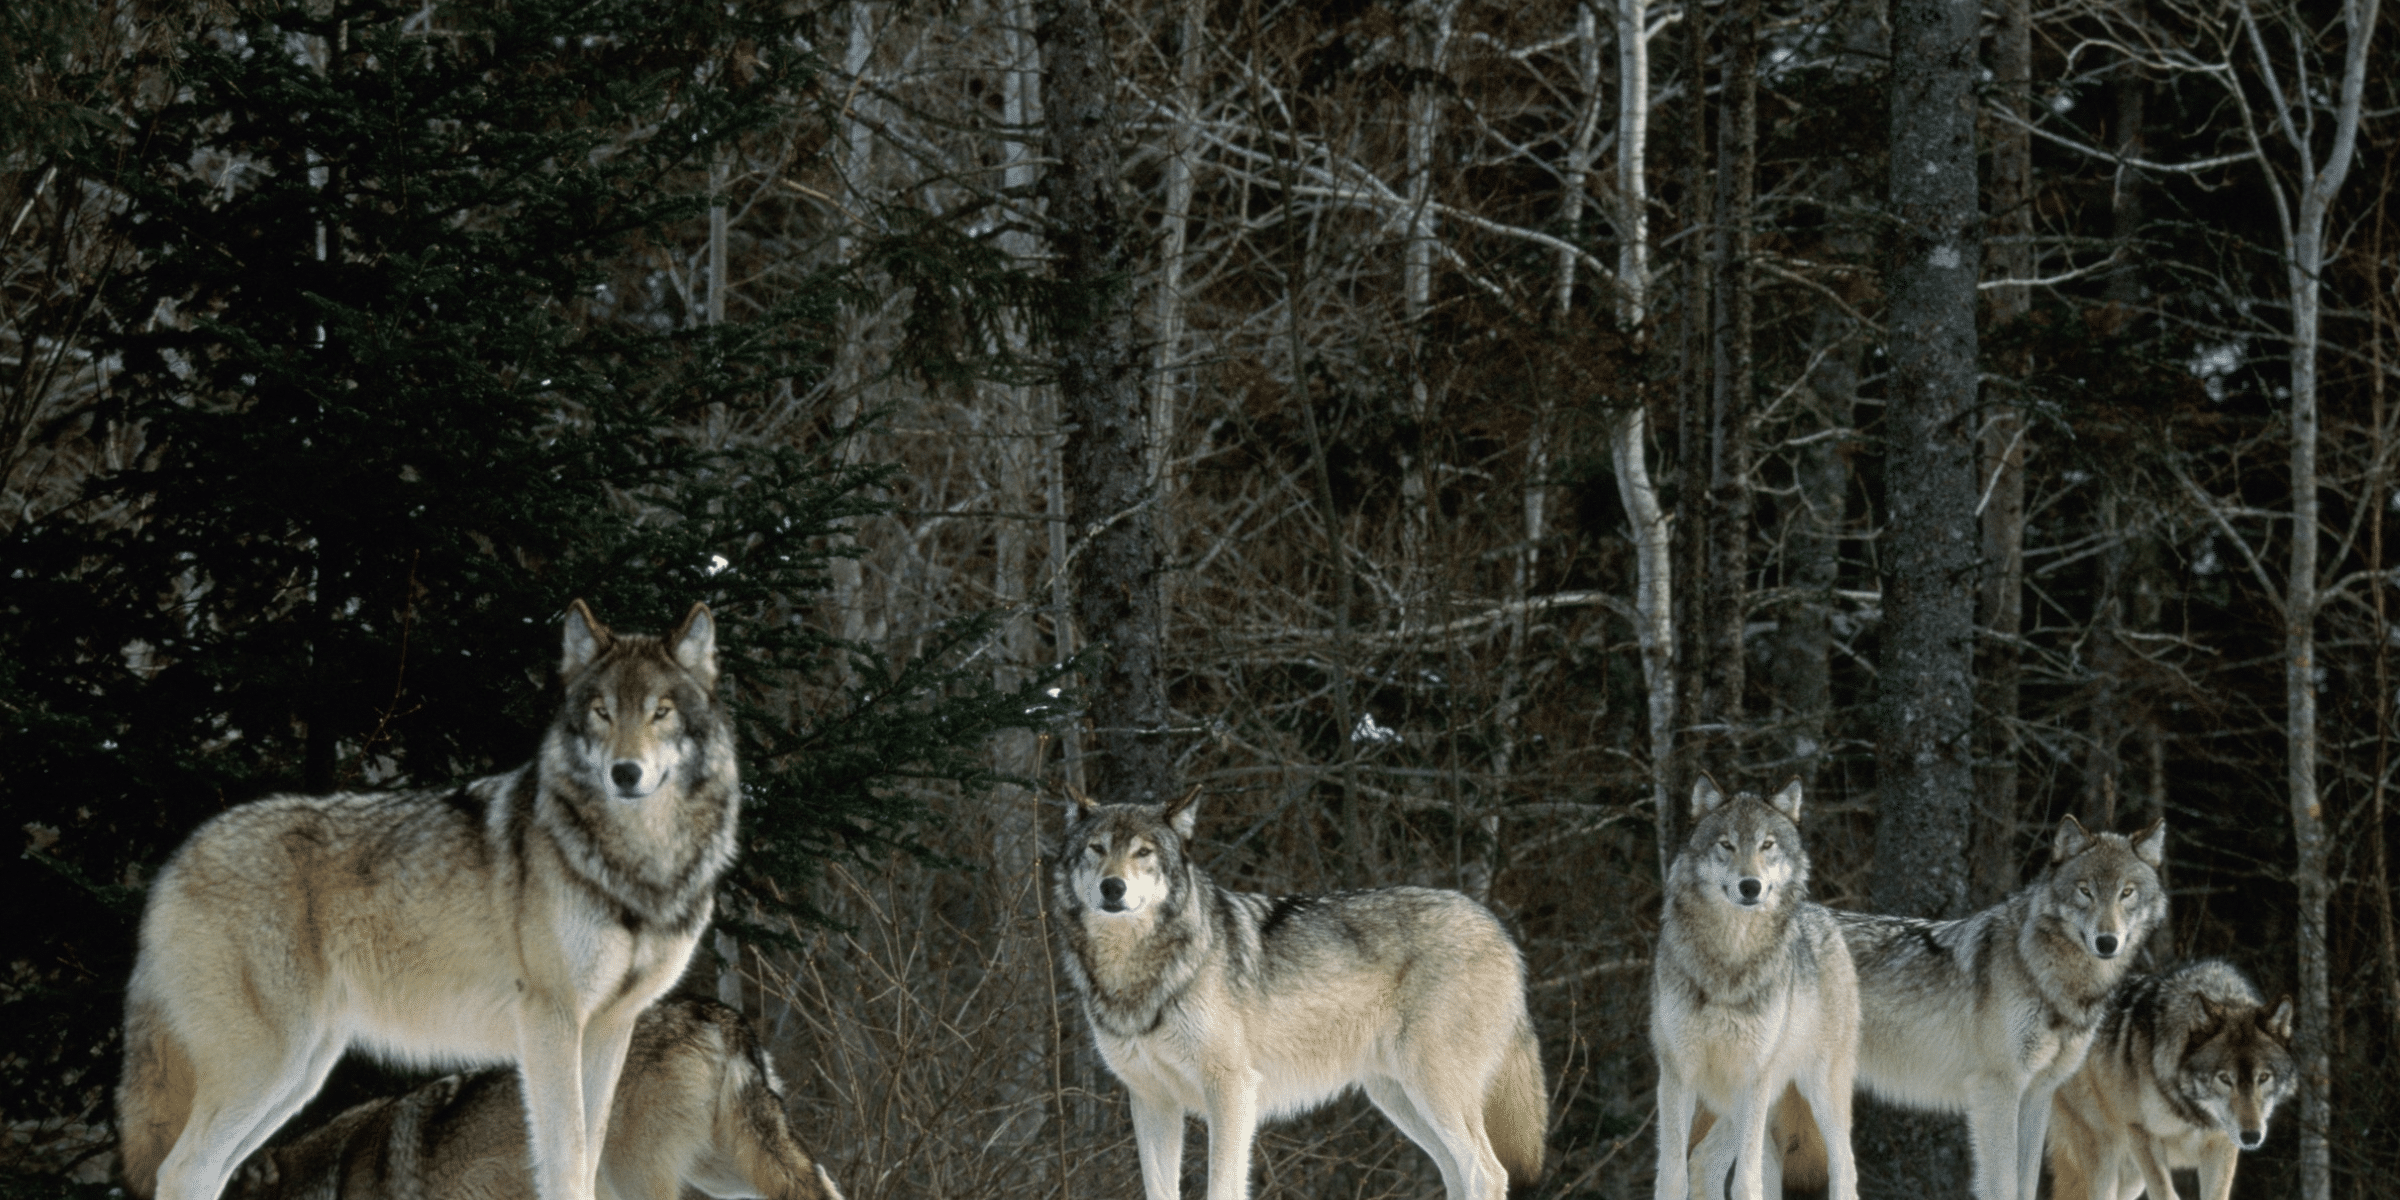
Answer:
(1100, 877, 1127, 911)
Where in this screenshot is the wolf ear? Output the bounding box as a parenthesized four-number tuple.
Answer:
(563, 600, 611, 675)
(2264, 995, 2295, 1042)
(2052, 814, 2094, 863)
(1690, 774, 1728, 818)
(2130, 818, 2167, 868)
(1767, 778, 1804, 822)
(1163, 785, 1202, 838)
(671, 602, 718, 688)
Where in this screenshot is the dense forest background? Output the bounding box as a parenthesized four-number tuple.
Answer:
(4, 0, 2397, 1197)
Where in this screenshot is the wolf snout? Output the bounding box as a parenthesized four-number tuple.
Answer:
(1737, 877, 1763, 904)
(1099, 876, 1128, 911)
(2239, 1128, 2265, 1149)
(610, 761, 643, 792)
(2092, 932, 2120, 957)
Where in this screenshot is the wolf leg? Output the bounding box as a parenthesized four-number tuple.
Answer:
(1128, 1088, 1185, 1200)
(1720, 1086, 1776, 1200)
(1199, 1063, 1261, 1200)
(2128, 1132, 2183, 1200)
(518, 1000, 595, 1200)
(577, 1004, 644, 1197)
(1965, 1079, 2025, 1200)
(1363, 1077, 1464, 1197)
(2193, 1134, 2238, 1200)
(1654, 1069, 1695, 1200)
(1407, 1077, 1507, 1200)
(156, 1030, 342, 1200)
(1794, 1063, 1857, 1200)
(2012, 1083, 2060, 1200)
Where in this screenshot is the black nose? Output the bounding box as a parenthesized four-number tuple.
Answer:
(2094, 933, 2119, 956)
(1738, 878, 1762, 901)
(611, 762, 641, 790)
(1100, 877, 1126, 904)
(2240, 1130, 2264, 1149)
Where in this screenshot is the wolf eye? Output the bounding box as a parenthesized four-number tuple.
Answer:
(2077, 884, 2092, 900)
(652, 701, 673, 721)
(1718, 839, 1735, 852)
(1084, 844, 1101, 857)
(2218, 1071, 2234, 1087)
(2120, 883, 2136, 899)
(1760, 838, 1776, 851)
(589, 702, 610, 723)
(1135, 846, 1154, 858)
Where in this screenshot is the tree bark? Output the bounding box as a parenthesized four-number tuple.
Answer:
(1037, 0, 1170, 808)
(1668, 0, 1711, 841)
(1861, 0, 1983, 1185)
(1701, 0, 1758, 781)
(1975, 0, 2031, 907)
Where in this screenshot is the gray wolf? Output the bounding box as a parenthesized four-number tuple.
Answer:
(227, 997, 843, 1200)
(119, 602, 739, 1200)
(2047, 960, 2294, 1200)
(1053, 788, 1546, 1200)
(1652, 777, 1859, 1200)
(1832, 815, 2168, 1200)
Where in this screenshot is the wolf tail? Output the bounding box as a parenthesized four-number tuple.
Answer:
(1484, 1019, 1546, 1185)
(116, 994, 196, 1198)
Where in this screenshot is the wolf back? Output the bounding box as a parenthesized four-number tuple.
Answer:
(229, 998, 842, 1200)
(118, 602, 738, 1200)
(1054, 789, 1545, 1200)
(2048, 959, 2295, 1200)
(1831, 816, 2168, 1200)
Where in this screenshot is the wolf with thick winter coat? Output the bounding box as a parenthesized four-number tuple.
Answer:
(228, 998, 841, 1200)
(1054, 788, 1546, 1200)
(1652, 776, 1859, 1200)
(1833, 815, 2168, 1200)
(118, 602, 738, 1200)
(2048, 959, 2295, 1200)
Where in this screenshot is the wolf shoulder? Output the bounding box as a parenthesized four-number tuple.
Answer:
(150, 772, 522, 898)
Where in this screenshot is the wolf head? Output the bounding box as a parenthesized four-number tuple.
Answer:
(1678, 776, 1809, 911)
(2177, 990, 2296, 1151)
(1055, 787, 1200, 918)
(2041, 815, 2167, 960)
(553, 600, 724, 804)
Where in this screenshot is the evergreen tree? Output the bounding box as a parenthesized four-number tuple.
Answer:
(0, 0, 1053, 1167)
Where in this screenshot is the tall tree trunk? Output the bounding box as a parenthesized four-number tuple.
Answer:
(1668, 0, 1711, 839)
(1975, 0, 2032, 906)
(1607, 0, 1676, 877)
(1037, 0, 1169, 808)
(1702, 0, 1758, 780)
(1862, 0, 1982, 1185)
(1770, 303, 1858, 787)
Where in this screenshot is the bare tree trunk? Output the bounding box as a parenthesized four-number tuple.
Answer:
(1148, 0, 1199, 501)
(1975, 0, 2031, 906)
(1037, 0, 1170, 808)
(1701, 0, 1757, 780)
(1861, 0, 1982, 1184)
(1668, 0, 1711, 841)
(1606, 0, 1676, 876)
(1770, 303, 1857, 787)
(2239, 4, 2378, 1193)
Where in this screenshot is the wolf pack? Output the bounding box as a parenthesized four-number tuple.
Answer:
(111, 604, 2295, 1200)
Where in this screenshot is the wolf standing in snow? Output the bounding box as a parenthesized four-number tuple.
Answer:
(1053, 788, 1546, 1200)
(2047, 959, 2295, 1200)
(1652, 776, 1859, 1200)
(118, 602, 738, 1200)
(1833, 815, 2168, 1200)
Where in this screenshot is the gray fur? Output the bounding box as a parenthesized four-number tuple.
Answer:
(1832, 816, 2168, 1200)
(1654, 777, 1858, 1200)
(1054, 793, 1546, 1200)
(2049, 960, 2296, 1200)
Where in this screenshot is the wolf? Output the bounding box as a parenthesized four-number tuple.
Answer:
(1831, 815, 2168, 1200)
(118, 602, 739, 1200)
(227, 997, 843, 1200)
(1053, 788, 1546, 1200)
(2047, 960, 2295, 1200)
(1652, 777, 1859, 1200)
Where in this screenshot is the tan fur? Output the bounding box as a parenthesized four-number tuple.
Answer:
(229, 999, 841, 1200)
(117, 603, 738, 1200)
(1686, 1088, 1829, 1191)
(1484, 1024, 1547, 1183)
(2047, 963, 2294, 1200)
